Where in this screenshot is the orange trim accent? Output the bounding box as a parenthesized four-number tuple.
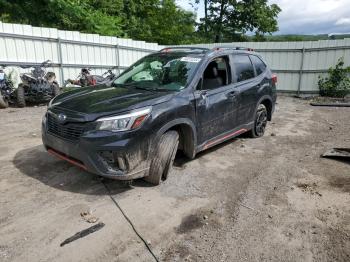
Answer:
(204, 128, 247, 150)
(131, 114, 147, 129)
(48, 149, 87, 170)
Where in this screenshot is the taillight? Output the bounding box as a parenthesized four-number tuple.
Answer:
(272, 74, 277, 85)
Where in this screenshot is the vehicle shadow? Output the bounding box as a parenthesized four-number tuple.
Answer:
(13, 145, 151, 196)
(174, 134, 245, 168)
(13, 134, 245, 195)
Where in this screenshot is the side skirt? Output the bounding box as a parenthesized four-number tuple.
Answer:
(196, 122, 254, 153)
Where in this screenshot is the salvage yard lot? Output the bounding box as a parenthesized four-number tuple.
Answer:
(0, 96, 349, 262)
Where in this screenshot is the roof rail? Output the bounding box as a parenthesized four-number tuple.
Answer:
(159, 46, 210, 53)
(212, 46, 255, 51)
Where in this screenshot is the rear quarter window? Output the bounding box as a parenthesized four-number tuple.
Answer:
(232, 55, 255, 82)
(250, 55, 267, 75)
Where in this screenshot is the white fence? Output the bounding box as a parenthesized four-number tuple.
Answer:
(188, 41, 350, 94)
(1, 22, 350, 94)
(0, 22, 163, 85)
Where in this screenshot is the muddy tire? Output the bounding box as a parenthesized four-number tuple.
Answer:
(0, 93, 9, 108)
(144, 131, 179, 185)
(16, 84, 26, 108)
(248, 104, 268, 138)
(52, 82, 60, 97)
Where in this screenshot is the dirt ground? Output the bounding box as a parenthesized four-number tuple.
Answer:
(0, 96, 349, 262)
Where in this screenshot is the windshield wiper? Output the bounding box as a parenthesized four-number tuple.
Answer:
(150, 87, 171, 92)
(111, 82, 133, 88)
(112, 82, 172, 92)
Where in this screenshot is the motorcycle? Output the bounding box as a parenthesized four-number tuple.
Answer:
(94, 67, 117, 85)
(17, 60, 60, 107)
(64, 67, 117, 89)
(0, 67, 15, 108)
(64, 68, 96, 88)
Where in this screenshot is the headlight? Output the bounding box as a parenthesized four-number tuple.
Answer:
(96, 107, 151, 132)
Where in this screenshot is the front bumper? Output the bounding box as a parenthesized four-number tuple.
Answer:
(41, 119, 151, 180)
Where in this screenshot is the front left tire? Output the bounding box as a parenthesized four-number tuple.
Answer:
(144, 131, 179, 185)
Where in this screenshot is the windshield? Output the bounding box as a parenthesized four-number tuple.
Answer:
(113, 53, 202, 91)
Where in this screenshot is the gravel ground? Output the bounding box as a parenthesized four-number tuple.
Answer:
(0, 96, 349, 262)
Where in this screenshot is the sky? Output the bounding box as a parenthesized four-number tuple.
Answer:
(176, 0, 350, 35)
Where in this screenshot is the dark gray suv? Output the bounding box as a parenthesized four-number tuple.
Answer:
(42, 47, 277, 185)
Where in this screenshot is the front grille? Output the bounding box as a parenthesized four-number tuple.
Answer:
(47, 114, 85, 141)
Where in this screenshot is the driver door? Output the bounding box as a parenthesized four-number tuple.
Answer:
(195, 56, 239, 145)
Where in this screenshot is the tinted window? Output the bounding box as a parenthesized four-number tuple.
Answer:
(202, 56, 230, 90)
(233, 55, 255, 82)
(250, 55, 267, 75)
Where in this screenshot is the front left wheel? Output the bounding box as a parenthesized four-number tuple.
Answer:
(144, 131, 179, 185)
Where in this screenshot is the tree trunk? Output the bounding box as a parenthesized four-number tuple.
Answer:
(215, 0, 225, 43)
(204, 0, 208, 34)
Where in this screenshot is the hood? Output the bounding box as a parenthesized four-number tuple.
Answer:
(50, 84, 175, 121)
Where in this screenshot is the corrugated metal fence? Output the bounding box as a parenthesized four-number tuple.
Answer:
(188, 41, 350, 94)
(1, 22, 350, 94)
(0, 22, 163, 85)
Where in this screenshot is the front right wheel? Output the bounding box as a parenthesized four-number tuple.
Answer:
(249, 104, 268, 138)
(144, 131, 179, 185)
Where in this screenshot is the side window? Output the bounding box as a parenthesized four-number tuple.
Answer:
(233, 55, 255, 82)
(202, 56, 231, 90)
(250, 55, 267, 76)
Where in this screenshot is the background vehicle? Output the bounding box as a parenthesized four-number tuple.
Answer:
(65, 67, 117, 89)
(17, 60, 60, 107)
(42, 47, 277, 185)
(65, 68, 96, 88)
(94, 67, 117, 85)
(0, 67, 14, 108)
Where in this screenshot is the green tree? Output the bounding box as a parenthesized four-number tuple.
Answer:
(120, 0, 198, 44)
(0, 0, 124, 36)
(196, 0, 281, 43)
(0, 0, 281, 44)
(0, 0, 198, 44)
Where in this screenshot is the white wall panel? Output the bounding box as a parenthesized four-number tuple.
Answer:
(0, 22, 163, 85)
(188, 39, 350, 94)
(1, 22, 349, 94)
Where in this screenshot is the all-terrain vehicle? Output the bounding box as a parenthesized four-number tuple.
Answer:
(0, 67, 15, 108)
(43, 47, 277, 185)
(17, 60, 60, 107)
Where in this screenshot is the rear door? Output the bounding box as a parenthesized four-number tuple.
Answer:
(231, 54, 259, 126)
(195, 55, 239, 144)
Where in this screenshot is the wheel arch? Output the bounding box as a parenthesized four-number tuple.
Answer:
(156, 118, 197, 159)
